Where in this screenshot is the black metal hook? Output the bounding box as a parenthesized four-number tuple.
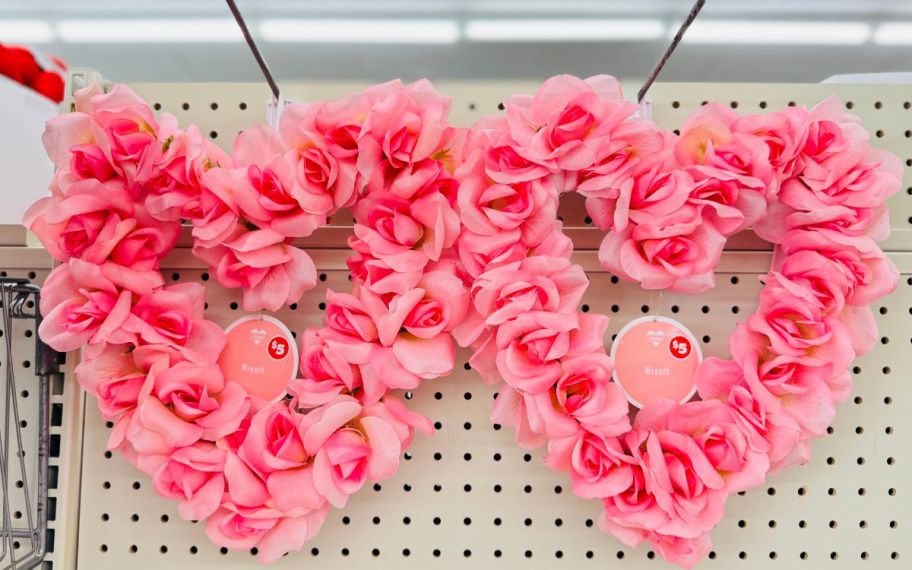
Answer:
(637, 0, 707, 103)
(226, 0, 281, 101)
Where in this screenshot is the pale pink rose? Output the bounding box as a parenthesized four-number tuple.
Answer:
(613, 166, 695, 232)
(231, 124, 355, 233)
(686, 166, 768, 235)
(748, 285, 854, 368)
(547, 429, 634, 498)
(616, 428, 726, 540)
(107, 410, 169, 476)
(457, 153, 558, 247)
(383, 156, 460, 203)
(732, 107, 809, 177)
(143, 362, 250, 442)
(301, 396, 409, 508)
(465, 116, 549, 184)
(356, 79, 455, 189)
(695, 348, 807, 469)
(597, 219, 726, 293)
(281, 93, 370, 160)
(648, 531, 713, 570)
(456, 255, 587, 346)
(493, 311, 608, 393)
(23, 177, 137, 263)
(239, 402, 311, 476)
(119, 282, 226, 363)
(185, 166, 242, 248)
(324, 290, 379, 342)
(801, 97, 869, 165)
(727, 325, 847, 427)
(207, 456, 328, 563)
(143, 125, 232, 222)
(675, 103, 774, 195)
(764, 250, 855, 315)
(42, 110, 107, 175)
(38, 259, 161, 352)
(576, 120, 670, 200)
(490, 385, 547, 449)
(291, 327, 372, 407)
(345, 237, 423, 296)
(152, 442, 226, 521)
(75, 343, 147, 418)
(635, 399, 770, 493)
(775, 229, 898, 306)
(73, 84, 169, 181)
(193, 228, 317, 312)
(505, 74, 638, 170)
(456, 228, 526, 279)
(351, 190, 459, 273)
(525, 353, 630, 438)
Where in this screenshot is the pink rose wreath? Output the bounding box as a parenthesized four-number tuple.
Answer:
(453, 74, 901, 567)
(23, 74, 901, 567)
(25, 80, 467, 561)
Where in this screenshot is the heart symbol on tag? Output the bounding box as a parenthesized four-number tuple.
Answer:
(646, 330, 665, 347)
(249, 328, 267, 345)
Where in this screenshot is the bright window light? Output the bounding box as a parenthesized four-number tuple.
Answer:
(260, 19, 460, 44)
(0, 20, 55, 43)
(681, 20, 871, 45)
(874, 23, 912, 45)
(56, 19, 243, 43)
(464, 19, 665, 42)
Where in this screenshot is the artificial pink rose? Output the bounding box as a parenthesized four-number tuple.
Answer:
(732, 107, 809, 177)
(38, 259, 161, 352)
(457, 153, 557, 246)
(143, 125, 232, 222)
(648, 531, 713, 570)
(455, 253, 587, 347)
(42, 111, 104, 175)
(351, 190, 460, 274)
(466, 116, 549, 184)
(696, 348, 806, 470)
(292, 327, 372, 407)
(75, 343, 147, 418)
(775, 229, 898, 307)
(356, 79, 455, 189)
(686, 166, 767, 235)
(183, 166, 241, 248)
(612, 166, 695, 232)
(456, 228, 526, 279)
(675, 103, 774, 195)
(239, 402, 311, 476)
(345, 237, 423, 296)
(281, 93, 370, 160)
(324, 290, 379, 342)
(547, 429, 633, 499)
(73, 84, 167, 180)
(490, 385, 547, 449)
(143, 362, 250, 442)
(801, 97, 869, 165)
(493, 311, 608, 393)
(119, 282, 226, 363)
(618, 428, 726, 540)
(635, 399, 770, 493)
(23, 177, 137, 263)
(505, 74, 637, 170)
(152, 441, 226, 521)
(764, 250, 855, 315)
(598, 219, 726, 293)
(748, 284, 854, 367)
(525, 352, 630, 439)
(576, 119, 669, 201)
(193, 227, 317, 312)
(206, 499, 328, 563)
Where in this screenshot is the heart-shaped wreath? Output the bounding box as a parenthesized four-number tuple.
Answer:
(24, 75, 899, 568)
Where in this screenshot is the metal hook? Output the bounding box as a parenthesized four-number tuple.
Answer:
(226, 0, 281, 103)
(637, 0, 706, 104)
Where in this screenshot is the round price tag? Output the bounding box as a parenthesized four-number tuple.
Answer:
(217, 315, 299, 402)
(609, 316, 702, 409)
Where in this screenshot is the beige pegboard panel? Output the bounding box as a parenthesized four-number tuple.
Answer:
(5, 80, 911, 569)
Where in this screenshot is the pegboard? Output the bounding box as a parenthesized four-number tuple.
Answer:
(6, 80, 912, 569)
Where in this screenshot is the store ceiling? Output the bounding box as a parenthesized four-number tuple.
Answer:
(1, 0, 911, 84)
